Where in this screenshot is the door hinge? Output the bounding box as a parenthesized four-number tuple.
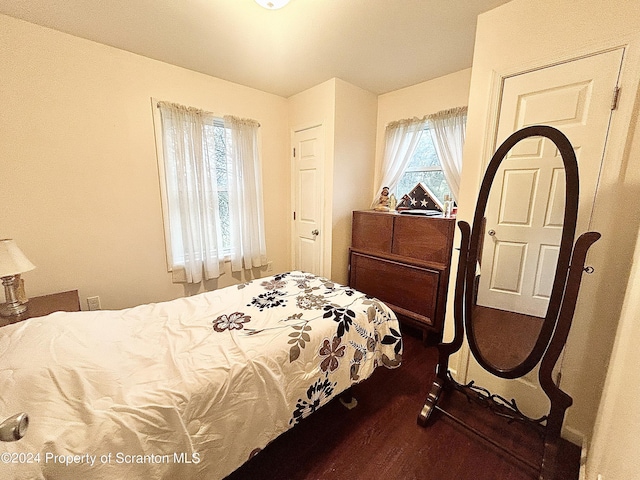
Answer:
(611, 86, 620, 110)
(293, 211, 296, 220)
(293, 147, 296, 158)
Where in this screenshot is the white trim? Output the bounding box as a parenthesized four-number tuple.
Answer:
(150, 97, 174, 273)
(562, 425, 585, 451)
(579, 441, 588, 480)
(290, 122, 327, 277)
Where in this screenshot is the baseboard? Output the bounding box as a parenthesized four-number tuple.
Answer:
(579, 439, 588, 480)
(562, 425, 584, 447)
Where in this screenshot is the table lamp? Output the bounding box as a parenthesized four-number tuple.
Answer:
(0, 239, 35, 317)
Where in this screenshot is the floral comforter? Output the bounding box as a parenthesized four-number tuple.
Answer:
(0, 271, 402, 479)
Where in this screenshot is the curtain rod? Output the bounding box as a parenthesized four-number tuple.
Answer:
(156, 101, 261, 127)
(386, 106, 467, 130)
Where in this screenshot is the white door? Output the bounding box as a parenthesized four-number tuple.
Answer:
(468, 49, 623, 419)
(292, 125, 324, 275)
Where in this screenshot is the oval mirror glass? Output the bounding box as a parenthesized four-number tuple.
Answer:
(464, 126, 578, 379)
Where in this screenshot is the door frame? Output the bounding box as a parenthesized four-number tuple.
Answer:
(290, 122, 328, 277)
(452, 40, 640, 444)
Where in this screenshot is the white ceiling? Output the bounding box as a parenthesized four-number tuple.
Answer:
(0, 0, 511, 98)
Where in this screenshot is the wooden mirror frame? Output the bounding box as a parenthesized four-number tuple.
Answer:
(417, 125, 601, 480)
(465, 125, 579, 378)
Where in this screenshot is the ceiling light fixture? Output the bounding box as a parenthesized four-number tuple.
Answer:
(255, 0, 290, 10)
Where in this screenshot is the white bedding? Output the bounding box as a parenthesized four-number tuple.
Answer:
(0, 272, 402, 479)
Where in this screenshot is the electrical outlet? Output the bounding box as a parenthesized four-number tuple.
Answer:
(87, 296, 101, 311)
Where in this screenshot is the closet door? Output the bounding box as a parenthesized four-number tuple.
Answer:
(292, 125, 325, 275)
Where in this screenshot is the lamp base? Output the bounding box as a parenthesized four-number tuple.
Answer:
(0, 302, 27, 317)
(1, 275, 28, 317)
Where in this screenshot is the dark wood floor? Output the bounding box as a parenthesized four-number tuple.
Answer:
(226, 327, 580, 480)
(473, 305, 544, 370)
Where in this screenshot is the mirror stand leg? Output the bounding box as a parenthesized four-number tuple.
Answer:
(539, 436, 560, 480)
(417, 377, 444, 427)
(418, 221, 469, 428)
(538, 400, 570, 480)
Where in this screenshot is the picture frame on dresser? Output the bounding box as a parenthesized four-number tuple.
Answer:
(348, 210, 455, 342)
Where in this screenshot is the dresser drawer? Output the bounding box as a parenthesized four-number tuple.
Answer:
(392, 215, 455, 264)
(349, 251, 439, 327)
(351, 210, 394, 254)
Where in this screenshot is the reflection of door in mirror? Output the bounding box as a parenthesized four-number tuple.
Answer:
(474, 136, 565, 369)
(477, 135, 565, 318)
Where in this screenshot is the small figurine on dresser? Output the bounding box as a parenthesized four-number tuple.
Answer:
(374, 186, 391, 211)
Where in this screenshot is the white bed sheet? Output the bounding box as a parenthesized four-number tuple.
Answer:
(0, 272, 402, 479)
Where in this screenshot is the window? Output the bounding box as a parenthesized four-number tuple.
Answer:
(376, 107, 466, 209)
(154, 101, 266, 283)
(394, 128, 452, 204)
(161, 117, 232, 261)
(207, 119, 231, 253)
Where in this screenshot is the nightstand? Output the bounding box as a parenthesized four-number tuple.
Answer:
(0, 290, 80, 328)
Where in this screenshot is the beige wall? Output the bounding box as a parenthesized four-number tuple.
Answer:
(288, 79, 337, 278)
(586, 52, 640, 478)
(288, 78, 378, 285)
(332, 79, 378, 284)
(0, 14, 290, 309)
(586, 221, 640, 479)
(460, 0, 640, 446)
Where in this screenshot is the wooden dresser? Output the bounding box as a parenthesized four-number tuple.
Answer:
(348, 210, 455, 340)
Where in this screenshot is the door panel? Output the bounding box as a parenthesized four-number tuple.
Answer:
(293, 125, 324, 275)
(517, 81, 592, 127)
(478, 139, 564, 316)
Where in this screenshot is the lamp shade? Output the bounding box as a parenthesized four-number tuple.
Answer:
(0, 239, 35, 278)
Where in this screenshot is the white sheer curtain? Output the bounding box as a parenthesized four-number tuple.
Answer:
(157, 103, 267, 283)
(428, 107, 467, 203)
(224, 115, 267, 272)
(158, 102, 224, 283)
(373, 117, 428, 206)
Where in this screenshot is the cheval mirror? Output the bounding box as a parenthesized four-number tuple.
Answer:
(417, 125, 600, 480)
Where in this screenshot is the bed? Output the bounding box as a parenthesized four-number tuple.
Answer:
(0, 271, 402, 479)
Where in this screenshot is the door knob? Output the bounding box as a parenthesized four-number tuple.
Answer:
(311, 229, 319, 236)
(487, 229, 496, 236)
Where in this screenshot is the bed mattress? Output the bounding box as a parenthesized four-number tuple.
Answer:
(0, 271, 402, 479)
